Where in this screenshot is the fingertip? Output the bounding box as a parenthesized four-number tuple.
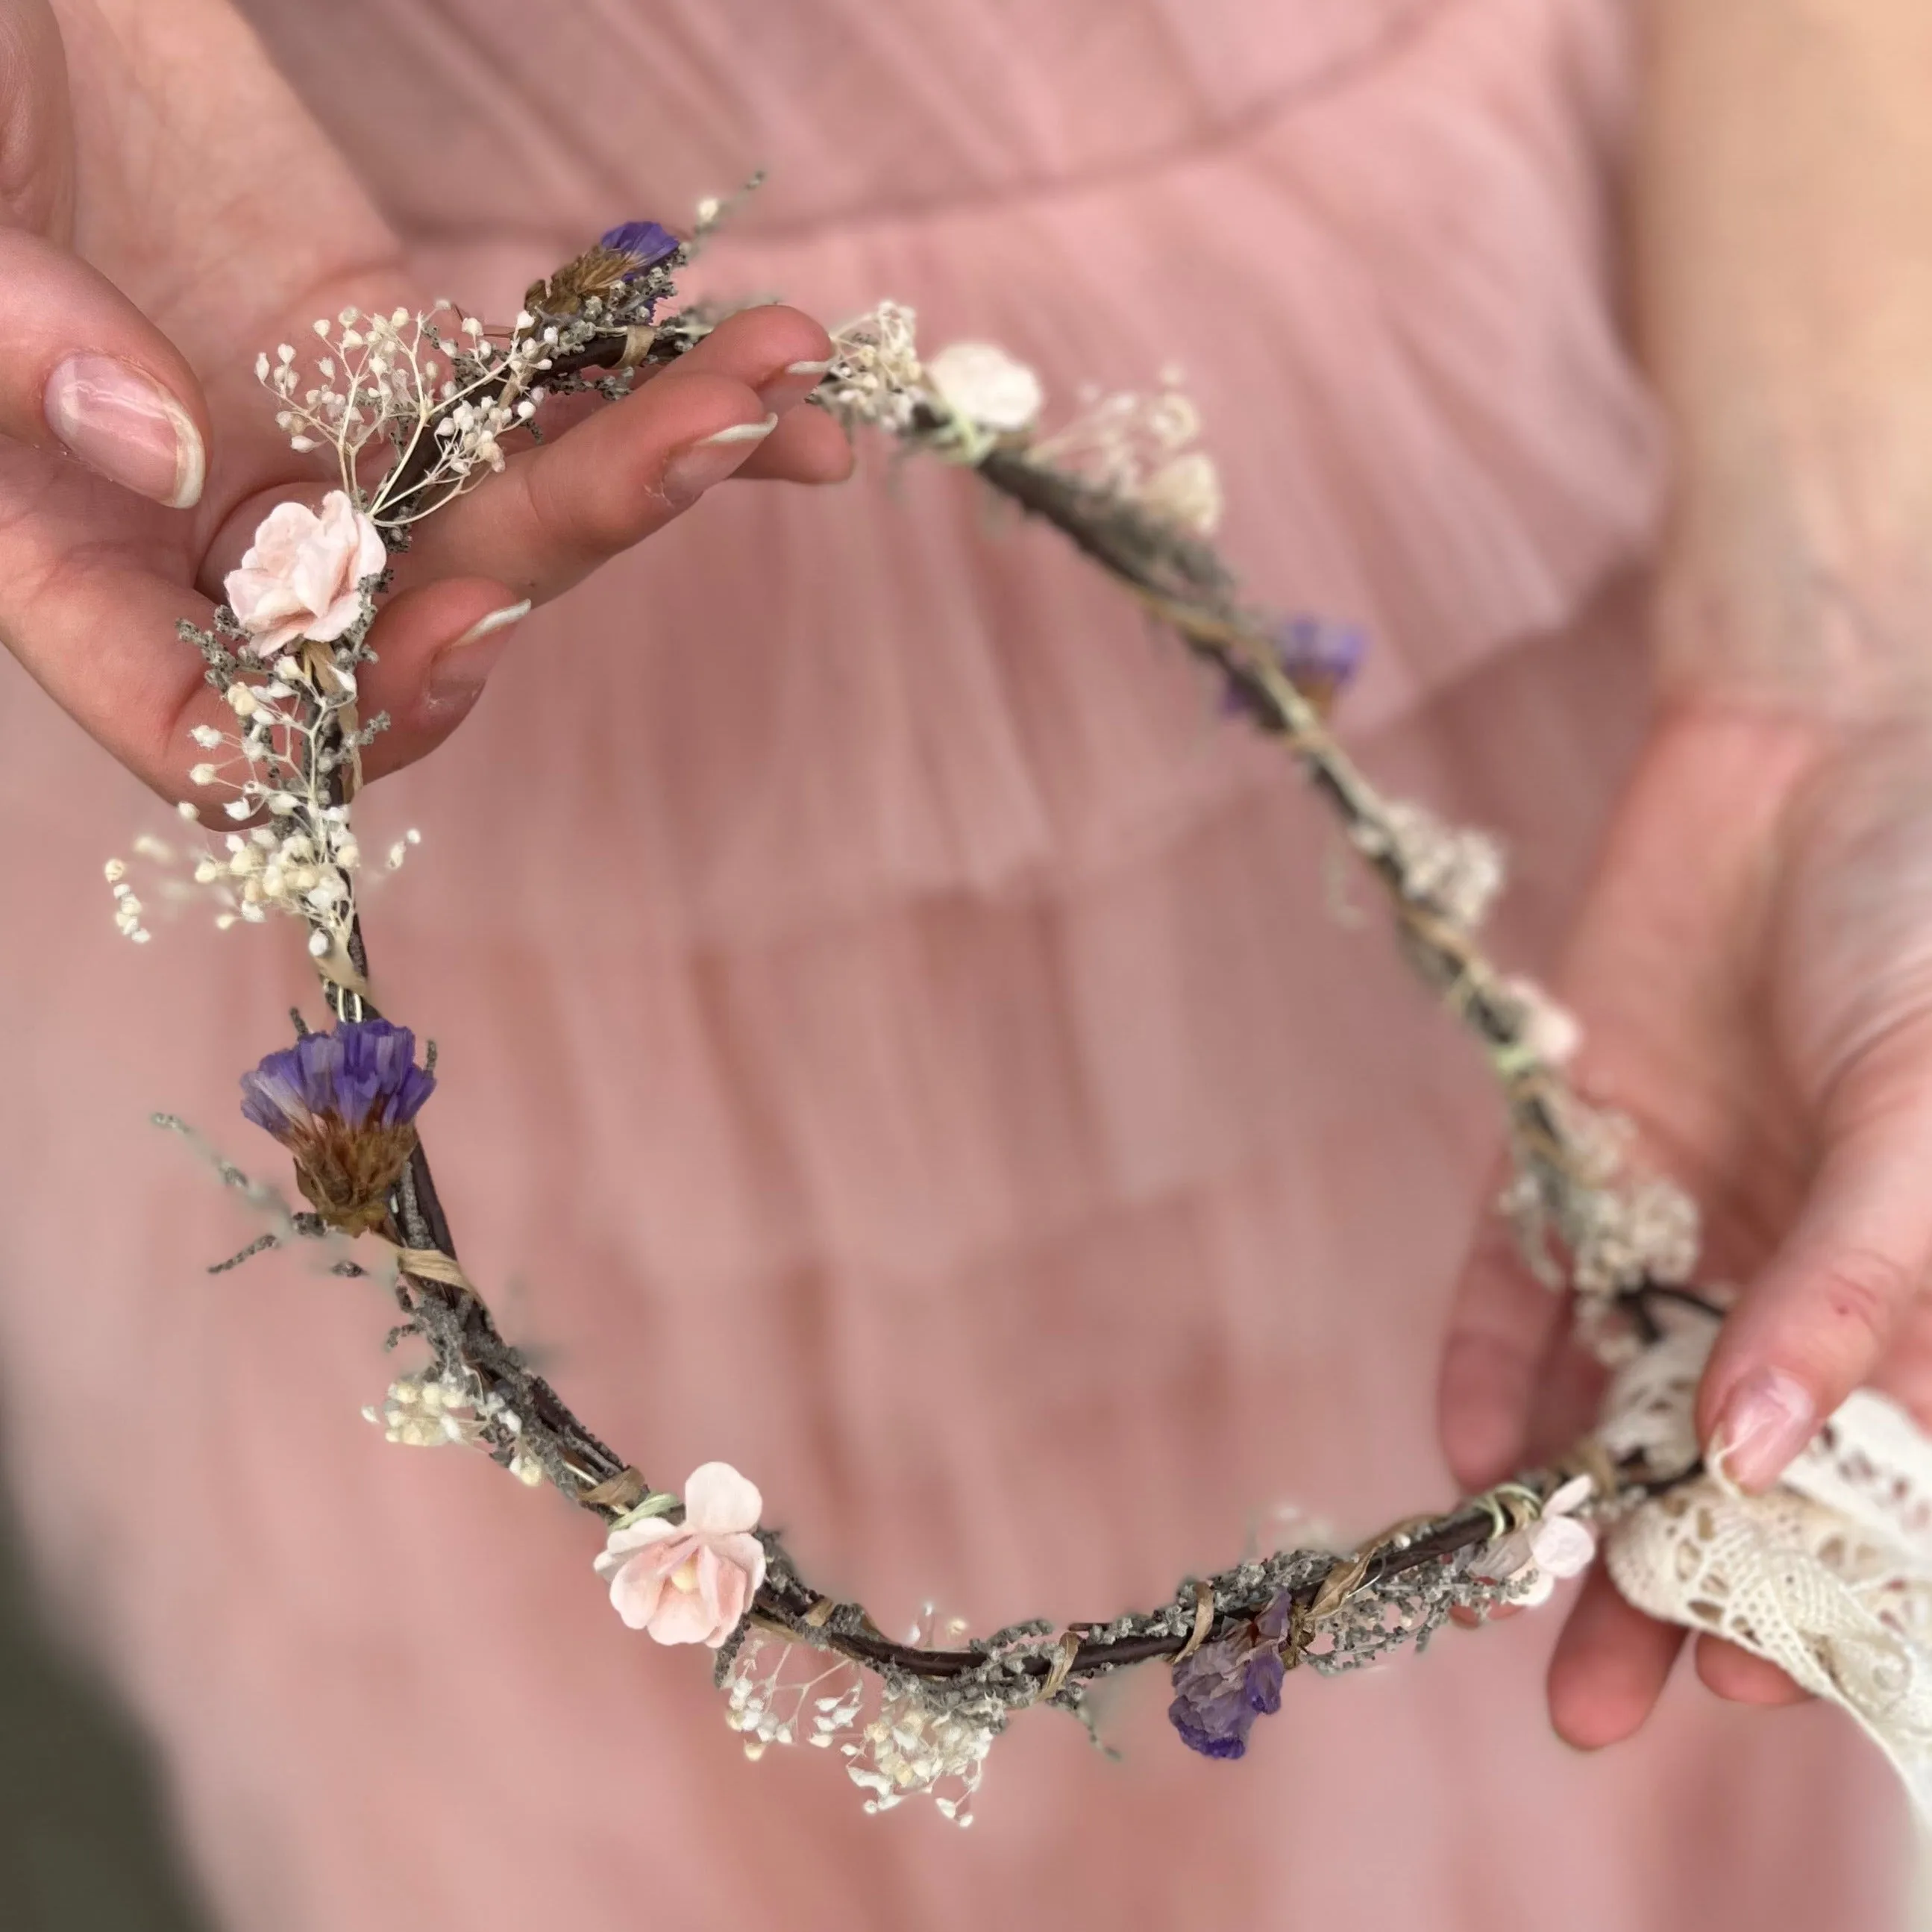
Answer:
(1548, 1569, 1683, 1749)
(738, 405, 854, 485)
(1437, 1329, 1530, 1491)
(1694, 1634, 1813, 1706)
(1702, 1364, 1819, 1496)
(1696, 1094, 1932, 1487)
(357, 577, 530, 780)
(682, 303, 835, 398)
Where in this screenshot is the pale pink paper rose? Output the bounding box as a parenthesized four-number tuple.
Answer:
(1470, 1475, 1597, 1607)
(594, 1461, 768, 1648)
(224, 490, 386, 656)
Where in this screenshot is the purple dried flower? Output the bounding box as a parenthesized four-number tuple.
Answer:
(1272, 615, 1365, 692)
(241, 1019, 434, 1232)
(597, 221, 681, 272)
(1167, 1592, 1292, 1760)
(1223, 615, 1366, 721)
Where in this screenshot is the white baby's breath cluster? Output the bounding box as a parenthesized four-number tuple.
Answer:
(1499, 1081, 1702, 1316)
(1032, 375, 1225, 536)
(819, 301, 927, 434)
(104, 654, 390, 960)
(841, 1688, 1000, 1823)
(261, 304, 553, 527)
(101, 838, 184, 945)
(364, 1370, 545, 1485)
(189, 658, 363, 950)
(816, 306, 1222, 539)
(722, 1631, 866, 1757)
(722, 1612, 998, 1825)
(1358, 798, 1506, 936)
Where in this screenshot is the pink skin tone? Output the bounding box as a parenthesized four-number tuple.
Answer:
(1440, 1, 1932, 1739)
(0, 0, 852, 803)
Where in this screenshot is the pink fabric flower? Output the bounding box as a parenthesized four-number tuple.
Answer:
(224, 491, 386, 656)
(1471, 1475, 1597, 1606)
(594, 1462, 768, 1647)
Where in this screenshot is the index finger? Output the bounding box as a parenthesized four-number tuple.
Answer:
(396, 304, 839, 601)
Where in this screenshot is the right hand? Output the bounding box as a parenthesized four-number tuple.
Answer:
(1, 0, 850, 794)
(1437, 693, 1932, 1743)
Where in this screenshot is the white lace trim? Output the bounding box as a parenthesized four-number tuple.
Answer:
(1602, 1313, 1932, 1819)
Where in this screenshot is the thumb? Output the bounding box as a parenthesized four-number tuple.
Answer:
(1698, 1015, 1932, 1489)
(0, 227, 210, 508)
(0, 0, 204, 504)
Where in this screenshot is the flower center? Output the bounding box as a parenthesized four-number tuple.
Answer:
(670, 1555, 700, 1593)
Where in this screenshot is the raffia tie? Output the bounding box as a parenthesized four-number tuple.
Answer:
(366, 1235, 476, 1294)
(1308, 1514, 1440, 1624)
(1557, 1436, 1622, 1505)
(1173, 1579, 1217, 1662)
(616, 326, 658, 369)
(580, 1466, 648, 1511)
(1038, 1629, 1084, 1702)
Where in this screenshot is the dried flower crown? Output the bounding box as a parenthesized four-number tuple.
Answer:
(103, 211, 1910, 1826)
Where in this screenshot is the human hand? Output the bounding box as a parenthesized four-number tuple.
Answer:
(1437, 692, 1932, 1743)
(0, 0, 850, 795)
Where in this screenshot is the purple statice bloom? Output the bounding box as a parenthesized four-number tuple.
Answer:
(1223, 614, 1366, 720)
(242, 1019, 434, 1141)
(1167, 1591, 1291, 1760)
(598, 221, 681, 272)
(240, 1020, 435, 1233)
(1271, 615, 1366, 691)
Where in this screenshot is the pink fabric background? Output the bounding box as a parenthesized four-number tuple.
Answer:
(0, 0, 1910, 1924)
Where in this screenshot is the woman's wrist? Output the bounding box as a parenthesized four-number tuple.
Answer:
(1640, 0, 1932, 720)
(1650, 445, 1932, 724)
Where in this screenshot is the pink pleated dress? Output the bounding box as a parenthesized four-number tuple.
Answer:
(0, 0, 1910, 1925)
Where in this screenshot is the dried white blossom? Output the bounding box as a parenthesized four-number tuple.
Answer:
(820, 302, 926, 433)
(1139, 449, 1224, 536)
(841, 1689, 999, 1823)
(363, 1372, 545, 1484)
(1031, 376, 1206, 509)
(1470, 1475, 1599, 1605)
(1356, 800, 1505, 934)
(1496, 973, 1581, 1067)
(722, 1632, 866, 1757)
(924, 341, 1044, 435)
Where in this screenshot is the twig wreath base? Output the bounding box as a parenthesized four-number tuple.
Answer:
(103, 209, 1893, 1824)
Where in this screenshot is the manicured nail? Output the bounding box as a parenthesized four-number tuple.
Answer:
(423, 599, 529, 716)
(660, 415, 777, 508)
(44, 354, 204, 508)
(758, 358, 834, 412)
(1710, 1368, 1817, 1492)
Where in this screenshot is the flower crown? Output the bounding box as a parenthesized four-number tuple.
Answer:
(106, 212, 1932, 1826)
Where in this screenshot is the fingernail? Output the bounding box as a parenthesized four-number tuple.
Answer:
(44, 354, 204, 508)
(423, 599, 529, 716)
(757, 359, 832, 412)
(660, 414, 777, 508)
(1710, 1368, 1817, 1492)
